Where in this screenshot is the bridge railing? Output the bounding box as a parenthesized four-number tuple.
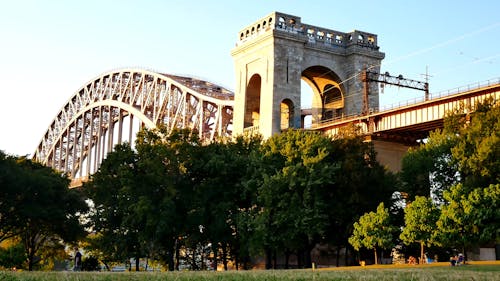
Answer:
(380, 77, 500, 111)
(309, 77, 500, 128)
(310, 113, 363, 128)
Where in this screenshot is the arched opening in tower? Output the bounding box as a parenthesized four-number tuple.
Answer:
(301, 66, 344, 125)
(280, 98, 294, 130)
(245, 74, 261, 129)
(322, 84, 343, 120)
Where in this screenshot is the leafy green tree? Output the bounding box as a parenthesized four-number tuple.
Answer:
(328, 126, 397, 266)
(135, 127, 201, 271)
(450, 99, 499, 191)
(86, 127, 204, 271)
(399, 131, 458, 202)
(400, 196, 439, 263)
(400, 98, 499, 201)
(398, 99, 499, 258)
(8, 157, 88, 270)
(436, 183, 500, 256)
(251, 129, 339, 268)
(0, 151, 24, 243)
(188, 135, 260, 270)
(349, 202, 396, 264)
(85, 143, 142, 269)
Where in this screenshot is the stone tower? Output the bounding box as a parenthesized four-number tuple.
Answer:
(231, 12, 385, 138)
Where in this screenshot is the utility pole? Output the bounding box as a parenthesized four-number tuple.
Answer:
(421, 66, 432, 101)
(361, 67, 370, 115)
(361, 68, 429, 115)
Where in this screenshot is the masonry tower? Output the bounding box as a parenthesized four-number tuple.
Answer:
(231, 12, 385, 138)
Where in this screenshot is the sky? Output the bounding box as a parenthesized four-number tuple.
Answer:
(0, 0, 499, 156)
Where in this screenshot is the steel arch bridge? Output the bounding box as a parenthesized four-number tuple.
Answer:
(33, 68, 234, 180)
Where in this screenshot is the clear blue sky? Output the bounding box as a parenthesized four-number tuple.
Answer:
(1, 0, 499, 156)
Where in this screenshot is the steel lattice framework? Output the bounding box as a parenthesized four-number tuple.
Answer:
(33, 69, 234, 180)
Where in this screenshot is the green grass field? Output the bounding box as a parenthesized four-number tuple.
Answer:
(1, 264, 499, 281)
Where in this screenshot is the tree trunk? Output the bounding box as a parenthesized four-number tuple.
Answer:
(102, 261, 110, 271)
(265, 248, 272, 269)
(297, 249, 303, 268)
(222, 244, 228, 271)
(212, 244, 218, 271)
(336, 245, 341, 267)
(462, 243, 467, 264)
(374, 247, 378, 265)
(135, 256, 140, 271)
(345, 246, 349, 266)
(420, 241, 425, 264)
(304, 247, 313, 268)
(167, 250, 174, 271)
(175, 242, 180, 271)
(284, 249, 290, 269)
(272, 249, 277, 269)
(28, 253, 34, 271)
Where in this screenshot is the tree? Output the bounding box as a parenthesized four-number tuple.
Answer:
(0, 151, 24, 243)
(400, 196, 439, 264)
(400, 98, 499, 201)
(135, 127, 202, 271)
(187, 135, 261, 271)
(397, 99, 499, 259)
(450, 99, 499, 191)
(436, 183, 500, 257)
(87, 127, 203, 271)
(252, 129, 338, 268)
(7, 157, 88, 270)
(399, 131, 458, 202)
(85, 143, 142, 269)
(349, 202, 396, 265)
(328, 126, 397, 266)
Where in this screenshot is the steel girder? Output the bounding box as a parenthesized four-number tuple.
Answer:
(33, 69, 234, 179)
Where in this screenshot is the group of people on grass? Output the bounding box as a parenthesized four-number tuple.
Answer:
(450, 254, 465, 266)
(406, 253, 465, 266)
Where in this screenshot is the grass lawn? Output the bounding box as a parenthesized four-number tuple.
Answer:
(0, 263, 498, 281)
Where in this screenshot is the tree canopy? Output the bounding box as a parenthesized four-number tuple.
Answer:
(398, 98, 500, 258)
(0, 153, 88, 270)
(399, 196, 439, 263)
(348, 202, 396, 264)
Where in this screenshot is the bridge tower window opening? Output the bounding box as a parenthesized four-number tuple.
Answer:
(245, 74, 261, 128)
(301, 66, 344, 124)
(322, 85, 343, 120)
(280, 99, 294, 130)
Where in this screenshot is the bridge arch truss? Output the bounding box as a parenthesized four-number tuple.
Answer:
(34, 69, 234, 179)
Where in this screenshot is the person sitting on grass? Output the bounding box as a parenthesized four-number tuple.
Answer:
(450, 255, 457, 266)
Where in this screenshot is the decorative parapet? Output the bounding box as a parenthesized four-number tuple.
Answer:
(236, 11, 379, 51)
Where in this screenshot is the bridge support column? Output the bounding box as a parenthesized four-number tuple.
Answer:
(371, 140, 411, 173)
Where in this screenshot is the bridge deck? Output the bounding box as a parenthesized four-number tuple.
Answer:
(312, 80, 500, 144)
